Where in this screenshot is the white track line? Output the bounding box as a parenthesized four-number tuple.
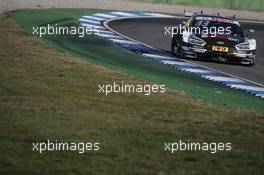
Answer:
(81, 15, 106, 21)
(110, 39, 140, 45)
(95, 33, 123, 39)
(93, 13, 118, 19)
(110, 12, 138, 17)
(79, 18, 101, 24)
(203, 76, 246, 83)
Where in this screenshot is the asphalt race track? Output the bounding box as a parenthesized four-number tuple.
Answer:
(108, 17, 264, 85)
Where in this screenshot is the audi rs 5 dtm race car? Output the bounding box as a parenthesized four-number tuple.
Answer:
(171, 12, 257, 65)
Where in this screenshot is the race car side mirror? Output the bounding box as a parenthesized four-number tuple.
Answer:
(248, 29, 255, 33)
(246, 29, 255, 38)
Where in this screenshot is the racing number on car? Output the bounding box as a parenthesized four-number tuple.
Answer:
(195, 20, 210, 27)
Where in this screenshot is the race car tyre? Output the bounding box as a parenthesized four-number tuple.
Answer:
(249, 59, 255, 66)
(171, 37, 184, 57)
(171, 36, 176, 54)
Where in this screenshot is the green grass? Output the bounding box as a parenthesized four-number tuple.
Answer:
(10, 9, 264, 112)
(131, 0, 264, 12)
(0, 9, 264, 174)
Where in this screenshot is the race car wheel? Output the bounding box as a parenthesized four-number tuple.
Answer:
(171, 36, 177, 54)
(249, 59, 255, 66)
(177, 45, 184, 57)
(175, 40, 184, 57)
(171, 37, 184, 57)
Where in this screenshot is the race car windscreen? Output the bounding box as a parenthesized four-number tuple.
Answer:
(193, 17, 244, 37)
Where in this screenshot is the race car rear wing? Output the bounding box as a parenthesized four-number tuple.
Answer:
(184, 9, 236, 19)
(184, 11, 194, 17)
(183, 9, 197, 17)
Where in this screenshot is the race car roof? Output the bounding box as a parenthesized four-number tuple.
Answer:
(194, 14, 240, 25)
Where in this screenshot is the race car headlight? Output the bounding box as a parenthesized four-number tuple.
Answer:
(188, 35, 206, 46)
(235, 43, 250, 51)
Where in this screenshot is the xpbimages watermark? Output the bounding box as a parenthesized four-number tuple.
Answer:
(32, 24, 100, 37)
(32, 140, 100, 154)
(98, 82, 166, 95)
(164, 24, 232, 37)
(164, 140, 232, 154)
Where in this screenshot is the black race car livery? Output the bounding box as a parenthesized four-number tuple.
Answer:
(171, 13, 256, 65)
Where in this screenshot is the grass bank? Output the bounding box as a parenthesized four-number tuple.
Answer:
(10, 9, 264, 112)
(0, 9, 263, 174)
